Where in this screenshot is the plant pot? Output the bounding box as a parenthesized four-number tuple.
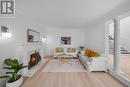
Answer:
(6, 76, 23, 87)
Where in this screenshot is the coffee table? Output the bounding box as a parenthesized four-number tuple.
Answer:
(57, 54, 73, 65)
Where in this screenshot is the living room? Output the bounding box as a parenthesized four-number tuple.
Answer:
(0, 0, 130, 87)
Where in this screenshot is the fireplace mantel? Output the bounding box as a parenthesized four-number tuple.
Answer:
(16, 42, 42, 46)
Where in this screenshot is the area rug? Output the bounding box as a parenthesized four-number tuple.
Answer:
(42, 59, 87, 72)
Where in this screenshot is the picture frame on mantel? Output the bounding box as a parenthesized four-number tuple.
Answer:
(61, 37, 71, 45)
(27, 29, 40, 43)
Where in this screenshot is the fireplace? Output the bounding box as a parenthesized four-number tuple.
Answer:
(28, 52, 41, 69)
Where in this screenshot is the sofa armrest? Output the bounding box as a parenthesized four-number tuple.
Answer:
(79, 55, 92, 62)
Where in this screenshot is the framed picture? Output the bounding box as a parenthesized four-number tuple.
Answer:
(27, 29, 40, 42)
(61, 37, 71, 45)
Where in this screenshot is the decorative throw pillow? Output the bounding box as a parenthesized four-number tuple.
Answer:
(90, 50, 100, 57)
(55, 48, 62, 53)
(67, 48, 76, 53)
(85, 48, 100, 57)
(72, 48, 76, 52)
(85, 49, 91, 57)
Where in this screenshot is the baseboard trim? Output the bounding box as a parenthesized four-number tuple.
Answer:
(108, 69, 130, 87)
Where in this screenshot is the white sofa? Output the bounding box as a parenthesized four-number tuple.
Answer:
(54, 47, 78, 58)
(79, 54, 107, 72)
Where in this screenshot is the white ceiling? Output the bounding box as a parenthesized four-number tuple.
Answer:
(16, 0, 126, 28)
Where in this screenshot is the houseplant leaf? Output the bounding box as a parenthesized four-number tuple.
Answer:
(0, 75, 10, 79)
(4, 58, 14, 66)
(3, 67, 13, 69)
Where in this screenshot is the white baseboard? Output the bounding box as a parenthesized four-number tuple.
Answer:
(108, 69, 130, 87)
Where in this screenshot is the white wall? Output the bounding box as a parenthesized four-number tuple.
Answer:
(84, 22, 106, 53)
(46, 29, 85, 54)
(0, 14, 47, 76)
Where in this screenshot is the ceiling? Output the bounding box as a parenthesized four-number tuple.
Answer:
(16, 0, 126, 28)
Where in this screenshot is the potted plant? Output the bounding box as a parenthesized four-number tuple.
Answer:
(0, 58, 27, 87)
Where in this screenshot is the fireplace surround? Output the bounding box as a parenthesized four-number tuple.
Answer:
(16, 43, 46, 77)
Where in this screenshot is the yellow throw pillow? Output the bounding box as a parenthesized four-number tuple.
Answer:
(85, 49, 91, 57)
(55, 48, 62, 53)
(90, 50, 100, 57)
(85, 49, 100, 57)
(72, 48, 76, 52)
(67, 48, 76, 53)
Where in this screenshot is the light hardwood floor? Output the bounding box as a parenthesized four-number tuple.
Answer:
(22, 59, 127, 87)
